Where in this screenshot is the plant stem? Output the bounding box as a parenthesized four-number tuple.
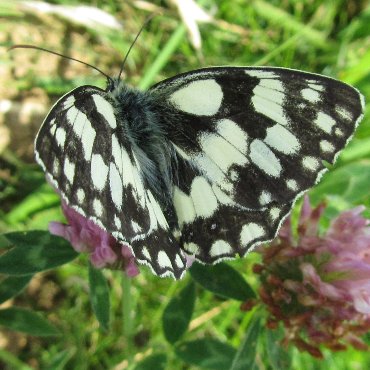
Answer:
(122, 273, 132, 338)
(138, 24, 186, 90)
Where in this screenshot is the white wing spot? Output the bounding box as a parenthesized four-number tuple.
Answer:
(169, 79, 223, 116)
(69, 107, 87, 136)
(315, 112, 336, 133)
(109, 164, 123, 210)
(259, 78, 285, 91)
(131, 221, 142, 233)
(245, 70, 278, 78)
(66, 105, 95, 160)
(336, 105, 352, 121)
(302, 156, 320, 171)
(81, 119, 96, 160)
(190, 177, 218, 218)
(193, 154, 231, 193)
(210, 240, 233, 257)
(216, 119, 248, 153)
(157, 251, 172, 269)
(320, 140, 335, 152)
(308, 82, 325, 92)
(172, 143, 191, 160)
(199, 133, 248, 173)
(77, 188, 85, 203)
(250, 139, 282, 177)
(147, 190, 168, 230)
(173, 186, 196, 226)
(142, 247, 151, 261)
(93, 198, 103, 217)
(114, 215, 121, 229)
(175, 255, 184, 268)
(49, 119, 57, 136)
(63, 95, 75, 110)
(229, 170, 238, 181)
(184, 242, 200, 254)
(259, 190, 272, 205)
(301, 88, 321, 103)
(64, 157, 75, 184)
(55, 127, 66, 147)
(252, 78, 288, 127)
(112, 135, 136, 189)
(172, 229, 181, 241)
(92, 94, 117, 129)
(240, 223, 265, 246)
(269, 207, 280, 220)
(212, 185, 234, 205)
(264, 125, 300, 154)
(286, 179, 298, 191)
(335, 127, 344, 137)
(252, 94, 288, 127)
(91, 154, 108, 191)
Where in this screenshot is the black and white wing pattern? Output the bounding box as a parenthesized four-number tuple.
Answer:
(35, 66, 364, 279)
(150, 67, 364, 263)
(35, 85, 187, 278)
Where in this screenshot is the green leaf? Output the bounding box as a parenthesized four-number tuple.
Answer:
(45, 349, 75, 370)
(340, 138, 370, 164)
(0, 307, 60, 336)
(0, 234, 12, 249)
(4, 183, 59, 225)
(133, 353, 167, 370)
(310, 161, 370, 206)
(265, 327, 291, 370)
(162, 281, 195, 343)
(0, 231, 78, 275)
(0, 348, 34, 370)
(88, 263, 110, 331)
(0, 275, 33, 304)
(189, 262, 255, 301)
(175, 338, 236, 370)
(230, 315, 261, 370)
(138, 24, 186, 90)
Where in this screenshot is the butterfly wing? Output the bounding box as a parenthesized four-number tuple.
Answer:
(150, 67, 364, 262)
(35, 85, 187, 278)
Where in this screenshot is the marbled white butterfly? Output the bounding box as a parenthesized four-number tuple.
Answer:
(35, 66, 364, 279)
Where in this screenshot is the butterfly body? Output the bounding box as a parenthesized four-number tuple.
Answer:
(35, 67, 364, 278)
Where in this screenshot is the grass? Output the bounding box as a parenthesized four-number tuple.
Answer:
(0, 0, 370, 369)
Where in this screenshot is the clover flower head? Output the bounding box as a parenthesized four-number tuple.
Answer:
(49, 202, 139, 277)
(252, 196, 370, 358)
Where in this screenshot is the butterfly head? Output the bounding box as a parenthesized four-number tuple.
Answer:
(106, 77, 122, 93)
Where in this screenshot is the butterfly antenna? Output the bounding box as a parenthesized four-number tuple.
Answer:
(117, 14, 156, 81)
(8, 44, 111, 81)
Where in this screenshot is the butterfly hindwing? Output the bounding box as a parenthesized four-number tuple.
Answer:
(172, 155, 294, 262)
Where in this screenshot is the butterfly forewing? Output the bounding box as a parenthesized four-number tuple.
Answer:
(35, 85, 187, 278)
(150, 67, 364, 263)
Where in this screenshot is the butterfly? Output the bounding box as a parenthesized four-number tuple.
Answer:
(35, 66, 364, 279)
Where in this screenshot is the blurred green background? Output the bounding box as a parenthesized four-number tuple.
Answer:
(0, 0, 369, 369)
